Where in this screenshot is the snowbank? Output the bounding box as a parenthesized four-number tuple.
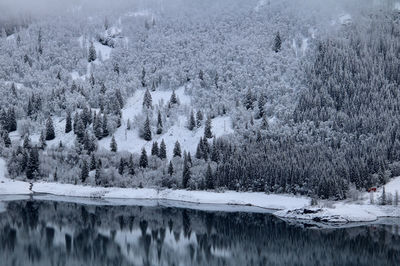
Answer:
(32, 181, 309, 210)
(0, 158, 32, 195)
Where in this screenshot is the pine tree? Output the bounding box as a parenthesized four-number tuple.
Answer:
(26, 146, 39, 180)
(128, 155, 135, 175)
(245, 88, 254, 110)
(65, 111, 72, 133)
(1, 131, 11, 148)
(139, 148, 148, 168)
(211, 137, 219, 162)
(168, 161, 174, 176)
(90, 153, 97, 171)
(182, 154, 191, 188)
(143, 88, 152, 109)
(88, 41, 97, 62)
(141, 67, 146, 87)
(381, 186, 387, 205)
(169, 90, 178, 105)
(188, 110, 196, 131)
(143, 116, 152, 141)
(39, 131, 46, 150)
(261, 115, 269, 130)
(45, 117, 55, 140)
(95, 166, 101, 186)
(102, 114, 109, 137)
(81, 160, 89, 183)
(156, 110, 163, 134)
(196, 110, 203, 127)
(151, 141, 159, 156)
(118, 158, 125, 175)
(75, 116, 85, 141)
(94, 113, 103, 139)
(23, 134, 31, 150)
(110, 135, 118, 152)
(204, 116, 213, 139)
(274, 31, 282, 53)
(187, 152, 192, 166)
(258, 95, 266, 118)
(173, 141, 182, 157)
(7, 108, 17, 132)
(159, 139, 167, 159)
(205, 164, 214, 189)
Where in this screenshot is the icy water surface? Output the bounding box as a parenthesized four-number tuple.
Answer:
(0, 199, 399, 266)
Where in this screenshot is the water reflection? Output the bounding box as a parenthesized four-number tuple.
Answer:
(0, 200, 399, 266)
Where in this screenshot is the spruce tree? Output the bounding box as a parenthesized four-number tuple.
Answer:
(274, 31, 282, 53)
(169, 90, 178, 105)
(261, 115, 269, 130)
(94, 113, 103, 139)
(26, 146, 39, 180)
(182, 154, 191, 188)
(110, 135, 118, 152)
(151, 141, 159, 156)
(118, 158, 125, 175)
(141, 67, 146, 87)
(143, 88, 152, 109)
(102, 114, 109, 137)
(65, 111, 72, 133)
(1, 131, 11, 148)
(75, 116, 85, 141)
(139, 148, 148, 168)
(128, 155, 135, 175)
(143, 116, 152, 141)
(204, 116, 213, 139)
(173, 141, 182, 157)
(8, 108, 17, 132)
(168, 161, 174, 176)
(245, 88, 253, 110)
(23, 134, 31, 150)
(159, 139, 167, 159)
(39, 131, 46, 150)
(88, 41, 97, 62)
(205, 164, 214, 189)
(258, 95, 265, 119)
(188, 110, 196, 131)
(45, 117, 55, 140)
(156, 110, 163, 134)
(196, 110, 203, 127)
(90, 153, 97, 171)
(81, 160, 89, 183)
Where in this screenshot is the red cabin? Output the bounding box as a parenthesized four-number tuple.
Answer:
(368, 187, 377, 193)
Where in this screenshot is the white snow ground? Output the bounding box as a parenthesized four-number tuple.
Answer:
(0, 158, 31, 195)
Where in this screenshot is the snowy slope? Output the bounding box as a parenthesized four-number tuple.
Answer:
(98, 87, 234, 158)
(0, 158, 31, 195)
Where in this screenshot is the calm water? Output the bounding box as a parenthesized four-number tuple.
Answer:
(0, 200, 399, 266)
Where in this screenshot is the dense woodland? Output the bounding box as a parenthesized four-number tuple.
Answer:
(1, 0, 399, 199)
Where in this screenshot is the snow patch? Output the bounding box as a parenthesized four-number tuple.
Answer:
(338, 13, 352, 25)
(254, 0, 267, 12)
(0, 158, 32, 195)
(395, 2, 400, 11)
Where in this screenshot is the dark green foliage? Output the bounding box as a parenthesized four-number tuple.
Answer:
(205, 164, 214, 189)
(156, 110, 163, 134)
(204, 116, 213, 139)
(110, 135, 117, 152)
(26, 146, 39, 180)
(188, 110, 196, 131)
(196, 110, 203, 127)
(81, 160, 89, 183)
(182, 154, 191, 188)
(151, 141, 159, 157)
(143, 88, 152, 109)
(159, 139, 167, 159)
(65, 112, 72, 133)
(139, 148, 148, 168)
(88, 41, 97, 62)
(274, 31, 281, 53)
(45, 117, 55, 141)
(173, 141, 181, 157)
(143, 116, 152, 141)
(168, 161, 174, 176)
(128, 155, 135, 175)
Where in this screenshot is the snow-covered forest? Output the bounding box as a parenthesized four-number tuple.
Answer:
(1, 0, 400, 200)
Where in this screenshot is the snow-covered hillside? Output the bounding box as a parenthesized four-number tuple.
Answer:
(98, 87, 234, 158)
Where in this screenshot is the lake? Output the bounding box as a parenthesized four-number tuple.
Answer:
(0, 199, 399, 266)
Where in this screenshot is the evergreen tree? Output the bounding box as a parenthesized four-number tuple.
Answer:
(187, 152, 192, 166)
(395, 191, 399, 206)
(88, 41, 97, 62)
(45, 117, 55, 140)
(143, 88, 152, 109)
(23, 134, 31, 150)
(102, 114, 109, 137)
(196, 110, 203, 128)
(81, 160, 89, 183)
(188, 110, 196, 131)
(7, 108, 17, 132)
(182, 154, 191, 188)
(258, 95, 266, 118)
(90, 153, 97, 171)
(168, 161, 174, 176)
(110, 135, 118, 152)
(245, 88, 254, 110)
(139, 148, 148, 168)
(143, 116, 152, 141)
(156, 110, 163, 134)
(118, 158, 125, 175)
(173, 141, 182, 157)
(95, 166, 101, 186)
(39, 131, 46, 150)
(1, 131, 11, 148)
(94, 113, 103, 139)
(381, 186, 387, 205)
(261, 115, 269, 130)
(151, 141, 159, 156)
(128, 155, 135, 175)
(169, 90, 178, 105)
(141, 67, 146, 87)
(204, 116, 213, 139)
(65, 111, 72, 133)
(205, 164, 214, 189)
(127, 119, 131, 130)
(159, 139, 167, 159)
(75, 116, 85, 141)
(274, 31, 282, 53)
(26, 146, 39, 180)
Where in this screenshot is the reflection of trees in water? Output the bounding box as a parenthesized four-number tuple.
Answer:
(0, 200, 399, 266)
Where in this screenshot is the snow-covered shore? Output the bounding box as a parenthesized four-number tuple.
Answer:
(1, 158, 400, 225)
